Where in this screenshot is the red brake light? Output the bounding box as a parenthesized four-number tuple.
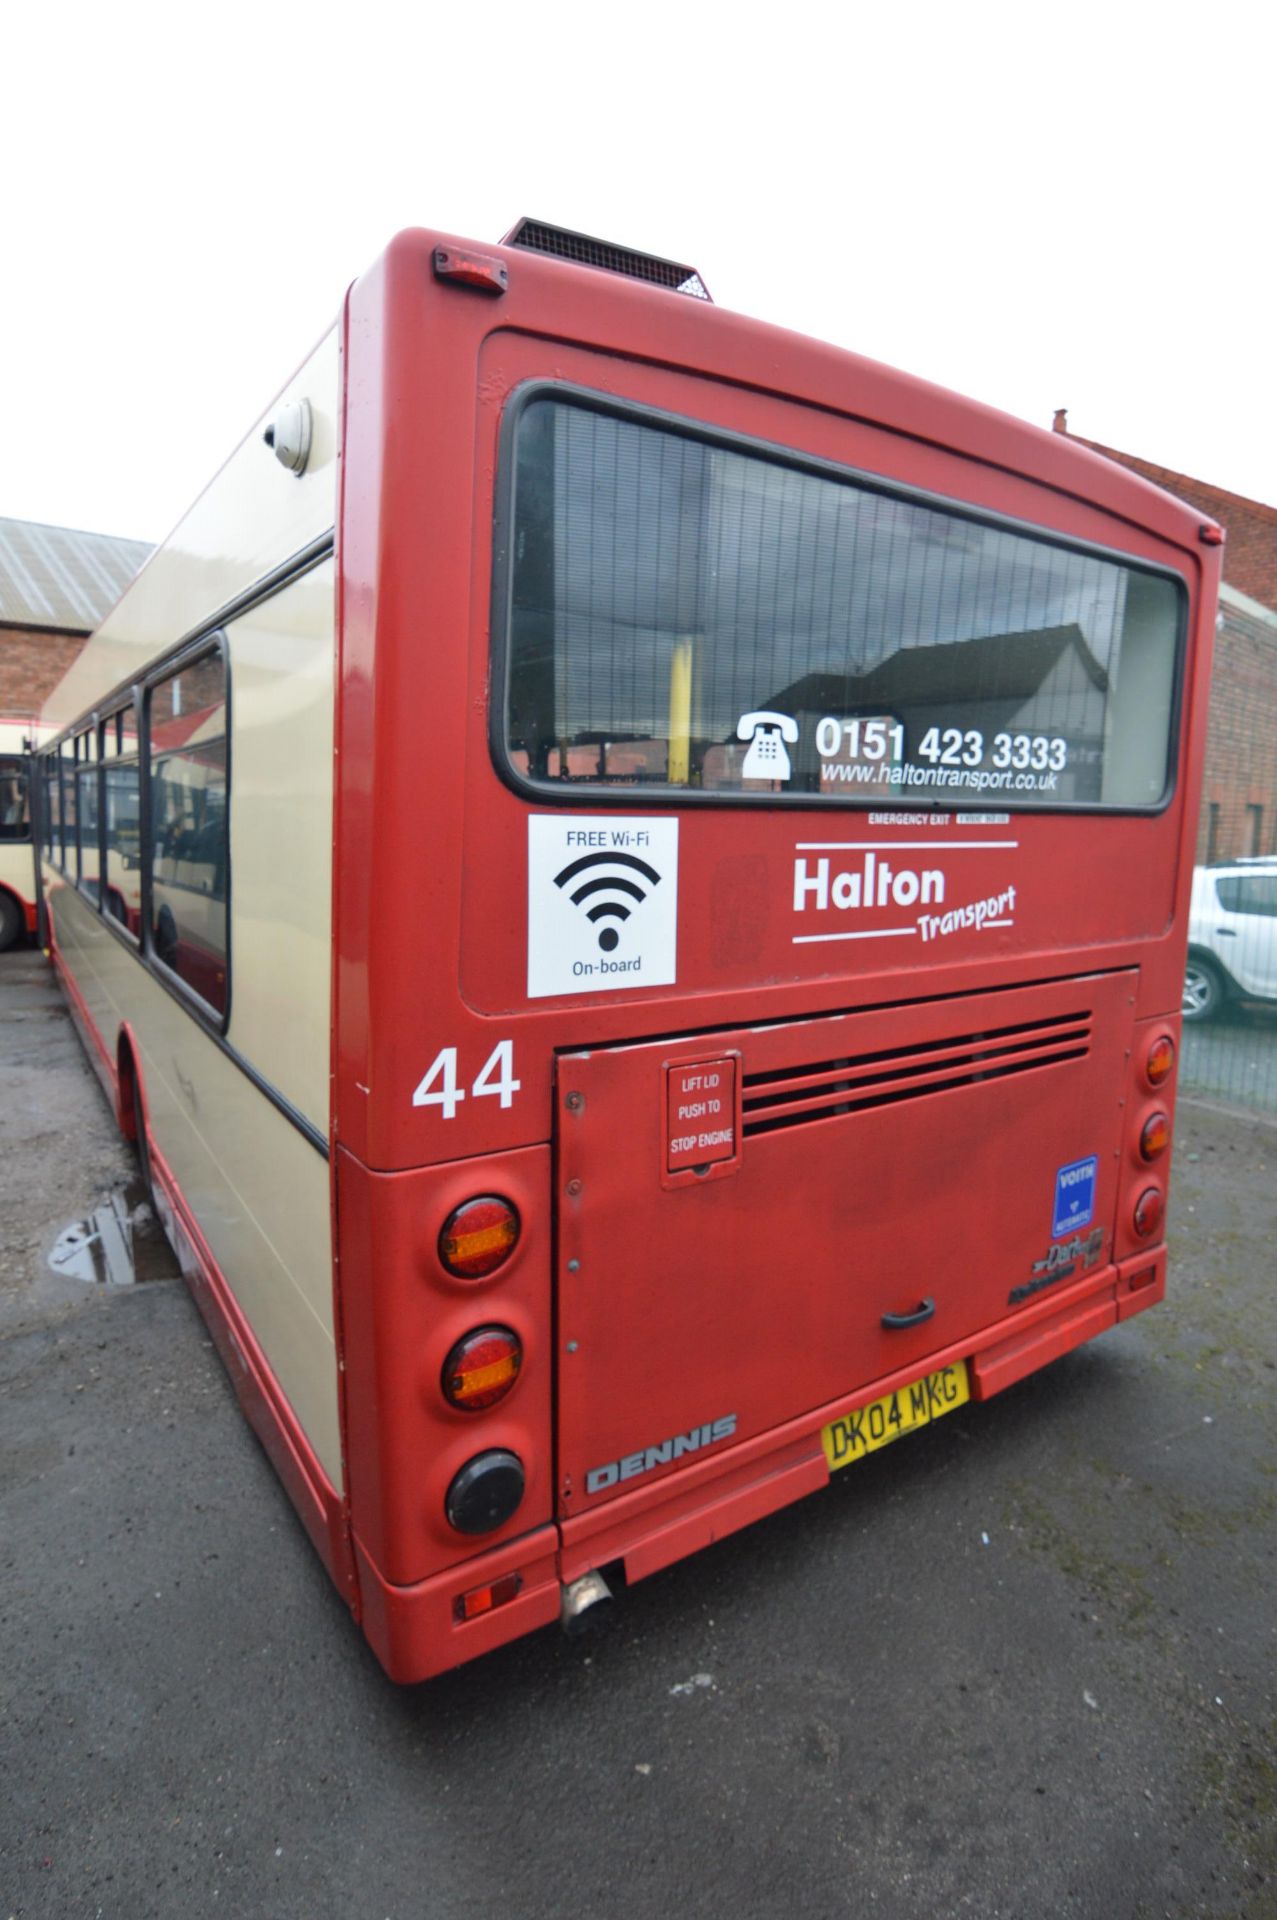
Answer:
(1140, 1111, 1171, 1161)
(1133, 1187, 1164, 1238)
(439, 1196, 520, 1278)
(1146, 1036, 1175, 1087)
(442, 1326, 523, 1411)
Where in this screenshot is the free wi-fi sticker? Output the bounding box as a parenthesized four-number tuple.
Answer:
(527, 816, 679, 998)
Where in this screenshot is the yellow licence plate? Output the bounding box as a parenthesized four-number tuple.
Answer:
(822, 1363, 970, 1472)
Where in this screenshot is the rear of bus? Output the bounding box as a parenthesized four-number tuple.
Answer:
(0, 719, 41, 949)
(332, 227, 1218, 1680)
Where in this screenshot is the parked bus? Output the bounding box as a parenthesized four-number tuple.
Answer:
(37, 220, 1219, 1682)
(0, 717, 48, 949)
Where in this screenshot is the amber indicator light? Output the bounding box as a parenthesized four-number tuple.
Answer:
(442, 1326, 523, 1412)
(1133, 1187, 1164, 1238)
(1139, 1111, 1171, 1161)
(1146, 1036, 1176, 1087)
(439, 1196, 520, 1278)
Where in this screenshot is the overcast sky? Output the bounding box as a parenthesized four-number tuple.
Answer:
(3, 1, 1272, 546)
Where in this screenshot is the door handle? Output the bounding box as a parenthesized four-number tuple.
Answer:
(881, 1297, 935, 1330)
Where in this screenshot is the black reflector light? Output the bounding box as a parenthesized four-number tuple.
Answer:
(445, 1450, 526, 1535)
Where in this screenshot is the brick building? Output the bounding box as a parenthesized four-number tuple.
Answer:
(0, 517, 151, 722)
(1052, 418, 1277, 863)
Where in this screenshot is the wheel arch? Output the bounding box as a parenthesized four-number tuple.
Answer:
(116, 1024, 148, 1144)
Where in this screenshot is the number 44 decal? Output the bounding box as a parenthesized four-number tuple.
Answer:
(412, 1040, 521, 1119)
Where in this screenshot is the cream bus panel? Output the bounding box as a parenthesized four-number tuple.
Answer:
(225, 560, 334, 1132)
(46, 881, 341, 1487)
(41, 329, 338, 734)
(0, 721, 51, 752)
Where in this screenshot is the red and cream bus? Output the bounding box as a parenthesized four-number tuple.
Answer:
(37, 220, 1219, 1682)
(0, 716, 48, 949)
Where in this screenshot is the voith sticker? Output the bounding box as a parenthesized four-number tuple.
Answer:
(528, 816, 679, 999)
(1052, 1155, 1097, 1239)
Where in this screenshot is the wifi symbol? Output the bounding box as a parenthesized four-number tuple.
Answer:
(553, 850, 662, 952)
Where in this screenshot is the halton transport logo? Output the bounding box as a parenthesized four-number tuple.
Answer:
(790, 840, 1018, 949)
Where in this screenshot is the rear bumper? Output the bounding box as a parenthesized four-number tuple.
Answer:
(360, 1247, 1165, 1682)
(971, 1246, 1165, 1396)
(354, 1527, 562, 1683)
(556, 1252, 1162, 1593)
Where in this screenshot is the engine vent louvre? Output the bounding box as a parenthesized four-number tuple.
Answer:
(742, 1010, 1092, 1138)
(502, 218, 712, 300)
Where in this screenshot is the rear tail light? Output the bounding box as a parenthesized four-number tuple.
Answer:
(1133, 1187, 1164, 1238)
(1145, 1035, 1175, 1087)
(445, 1450, 526, 1535)
(439, 1196, 520, 1278)
(442, 1326, 522, 1411)
(1140, 1111, 1170, 1161)
(453, 1571, 523, 1623)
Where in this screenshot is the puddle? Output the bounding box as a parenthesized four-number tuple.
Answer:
(49, 1180, 179, 1287)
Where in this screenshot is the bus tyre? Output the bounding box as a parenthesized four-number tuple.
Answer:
(1182, 954, 1224, 1023)
(0, 890, 23, 952)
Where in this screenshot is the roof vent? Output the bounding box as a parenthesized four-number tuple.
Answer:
(501, 219, 712, 301)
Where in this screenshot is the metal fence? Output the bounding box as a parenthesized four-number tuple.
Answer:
(1180, 859, 1277, 1115)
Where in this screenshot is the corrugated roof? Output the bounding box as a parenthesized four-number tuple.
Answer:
(0, 516, 152, 633)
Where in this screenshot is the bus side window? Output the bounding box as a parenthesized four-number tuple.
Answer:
(59, 740, 76, 871)
(146, 648, 230, 1018)
(43, 754, 59, 861)
(104, 715, 142, 941)
(75, 729, 99, 902)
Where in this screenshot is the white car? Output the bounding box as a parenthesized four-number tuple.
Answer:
(1183, 860, 1277, 1021)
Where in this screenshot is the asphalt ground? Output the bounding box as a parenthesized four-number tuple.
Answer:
(2, 945, 1275, 1920)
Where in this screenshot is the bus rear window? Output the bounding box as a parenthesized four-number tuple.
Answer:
(500, 394, 1183, 810)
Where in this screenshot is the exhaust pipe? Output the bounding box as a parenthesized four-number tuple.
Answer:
(560, 1569, 614, 1636)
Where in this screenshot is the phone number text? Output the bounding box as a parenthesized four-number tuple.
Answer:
(815, 718, 1068, 774)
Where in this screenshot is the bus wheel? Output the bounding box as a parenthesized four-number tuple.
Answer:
(0, 890, 22, 952)
(1182, 955, 1224, 1023)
